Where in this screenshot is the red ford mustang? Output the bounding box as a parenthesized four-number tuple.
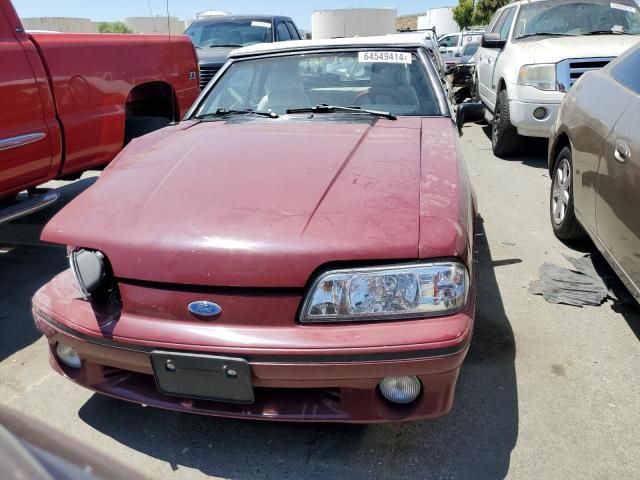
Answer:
(33, 36, 480, 423)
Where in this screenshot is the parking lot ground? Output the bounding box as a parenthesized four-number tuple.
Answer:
(1, 124, 639, 479)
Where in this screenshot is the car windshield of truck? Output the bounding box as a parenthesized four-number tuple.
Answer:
(463, 43, 479, 56)
(186, 19, 273, 48)
(514, 0, 640, 38)
(195, 51, 441, 117)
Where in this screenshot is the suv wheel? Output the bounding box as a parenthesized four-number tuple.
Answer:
(550, 146, 585, 241)
(492, 89, 520, 157)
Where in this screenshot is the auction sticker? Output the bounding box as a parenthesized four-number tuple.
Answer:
(610, 2, 636, 12)
(358, 51, 412, 64)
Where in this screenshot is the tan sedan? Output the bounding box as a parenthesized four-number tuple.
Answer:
(548, 42, 640, 304)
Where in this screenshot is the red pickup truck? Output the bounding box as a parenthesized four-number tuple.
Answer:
(0, 0, 199, 221)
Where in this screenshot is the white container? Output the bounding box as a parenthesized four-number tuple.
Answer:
(417, 7, 459, 37)
(312, 8, 397, 40)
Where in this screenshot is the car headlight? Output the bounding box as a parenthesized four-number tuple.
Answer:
(518, 64, 557, 91)
(300, 262, 469, 323)
(68, 247, 106, 300)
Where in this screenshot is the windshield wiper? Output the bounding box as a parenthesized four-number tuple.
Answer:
(194, 108, 279, 120)
(286, 104, 397, 121)
(583, 29, 634, 35)
(206, 43, 244, 48)
(516, 32, 575, 40)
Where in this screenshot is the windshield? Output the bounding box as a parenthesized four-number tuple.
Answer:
(514, 0, 640, 38)
(195, 51, 441, 117)
(463, 43, 479, 56)
(186, 19, 273, 48)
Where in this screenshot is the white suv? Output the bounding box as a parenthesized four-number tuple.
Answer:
(476, 0, 640, 156)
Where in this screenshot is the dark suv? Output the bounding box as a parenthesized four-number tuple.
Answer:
(185, 15, 302, 89)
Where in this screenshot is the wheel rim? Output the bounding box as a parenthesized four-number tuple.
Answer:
(552, 157, 571, 225)
(492, 105, 501, 146)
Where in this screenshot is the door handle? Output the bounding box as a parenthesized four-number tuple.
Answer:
(614, 140, 631, 164)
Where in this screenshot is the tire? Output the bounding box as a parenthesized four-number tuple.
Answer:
(491, 89, 520, 158)
(124, 116, 172, 145)
(550, 147, 586, 241)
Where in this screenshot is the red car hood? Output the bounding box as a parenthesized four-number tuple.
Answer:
(42, 117, 449, 287)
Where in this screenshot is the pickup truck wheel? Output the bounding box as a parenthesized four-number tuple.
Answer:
(124, 116, 172, 145)
(550, 147, 586, 241)
(492, 89, 520, 158)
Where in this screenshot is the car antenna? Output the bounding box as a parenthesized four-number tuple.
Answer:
(166, 0, 178, 125)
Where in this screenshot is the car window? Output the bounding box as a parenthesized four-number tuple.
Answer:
(463, 43, 480, 56)
(611, 49, 640, 94)
(499, 7, 517, 40)
(490, 9, 509, 34)
(185, 19, 273, 48)
(196, 51, 441, 117)
(276, 21, 292, 41)
(439, 34, 458, 47)
(486, 10, 504, 32)
(285, 21, 300, 40)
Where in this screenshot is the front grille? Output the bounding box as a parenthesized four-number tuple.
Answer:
(199, 64, 221, 89)
(556, 57, 614, 91)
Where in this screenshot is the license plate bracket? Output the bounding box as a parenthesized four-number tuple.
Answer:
(150, 351, 254, 404)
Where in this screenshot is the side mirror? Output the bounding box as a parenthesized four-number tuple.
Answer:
(439, 46, 446, 53)
(481, 33, 506, 49)
(455, 52, 462, 57)
(456, 102, 485, 135)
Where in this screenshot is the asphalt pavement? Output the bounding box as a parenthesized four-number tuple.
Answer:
(0, 124, 638, 479)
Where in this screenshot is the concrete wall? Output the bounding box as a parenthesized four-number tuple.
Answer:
(123, 16, 184, 34)
(312, 8, 397, 39)
(21, 17, 96, 33)
(397, 14, 422, 32)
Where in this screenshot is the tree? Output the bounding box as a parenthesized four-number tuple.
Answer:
(472, 0, 511, 26)
(98, 22, 132, 34)
(453, 0, 475, 30)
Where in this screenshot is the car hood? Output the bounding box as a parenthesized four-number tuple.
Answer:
(42, 117, 437, 287)
(195, 46, 232, 65)
(512, 35, 640, 64)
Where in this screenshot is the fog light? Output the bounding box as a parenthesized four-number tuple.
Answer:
(56, 343, 81, 369)
(379, 376, 421, 404)
(533, 107, 547, 120)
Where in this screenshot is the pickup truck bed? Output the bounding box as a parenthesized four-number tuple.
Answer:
(0, 0, 200, 208)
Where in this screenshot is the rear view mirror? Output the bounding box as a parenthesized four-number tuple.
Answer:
(482, 33, 506, 49)
(456, 102, 485, 135)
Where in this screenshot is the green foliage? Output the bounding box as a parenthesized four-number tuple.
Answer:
(472, 0, 512, 26)
(453, 0, 476, 30)
(98, 21, 132, 34)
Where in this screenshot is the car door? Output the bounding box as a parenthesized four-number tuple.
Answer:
(285, 20, 301, 40)
(275, 20, 292, 42)
(477, 7, 516, 109)
(595, 50, 640, 293)
(438, 34, 458, 61)
(0, 12, 53, 196)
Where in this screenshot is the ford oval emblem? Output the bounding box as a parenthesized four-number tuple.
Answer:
(188, 301, 222, 318)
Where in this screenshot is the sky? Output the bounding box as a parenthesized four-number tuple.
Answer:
(12, 1, 456, 30)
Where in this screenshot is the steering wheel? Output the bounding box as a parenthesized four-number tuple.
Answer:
(353, 90, 404, 106)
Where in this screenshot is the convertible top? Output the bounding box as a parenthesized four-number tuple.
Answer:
(228, 34, 436, 59)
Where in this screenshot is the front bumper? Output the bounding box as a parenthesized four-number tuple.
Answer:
(508, 100, 561, 138)
(32, 273, 474, 423)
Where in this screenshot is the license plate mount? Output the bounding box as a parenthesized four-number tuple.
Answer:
(150, 351, 254, 404)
